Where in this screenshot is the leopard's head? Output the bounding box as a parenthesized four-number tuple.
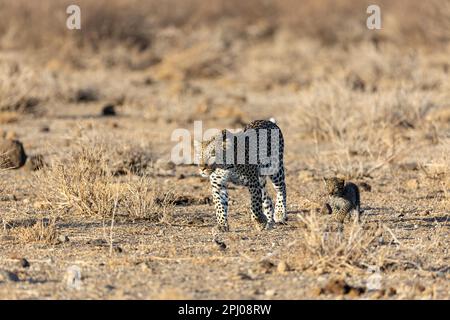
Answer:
(324, 177, 345, 196)
(194, 130, 233, 178)
(194, 137, 217, 177)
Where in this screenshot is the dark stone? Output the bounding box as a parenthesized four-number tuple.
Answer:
(101, 104, 116, 116)
(0, 139, 27, 169)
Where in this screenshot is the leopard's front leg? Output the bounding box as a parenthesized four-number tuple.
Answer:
(210, 171, 229, 232)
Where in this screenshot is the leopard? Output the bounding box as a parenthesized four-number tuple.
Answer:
(320, 177, 361, 225)
(194, 119, 287, 232)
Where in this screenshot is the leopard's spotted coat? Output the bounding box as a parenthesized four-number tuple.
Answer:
(195, 120, 287, 231)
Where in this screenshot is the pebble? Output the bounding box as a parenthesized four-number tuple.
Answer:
(20, 258, 30, 268)
(101, 104, 116, 116)
(65, 265, 82, 289)
(265, 289, 276, 297)
(277, 261, 290, 273)
(58, 235, 70, 243)
(0, 270, 19, 282)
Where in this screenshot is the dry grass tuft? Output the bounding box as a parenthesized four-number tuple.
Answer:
(122, 176, 175, 222)
(10, 218, 58, 244)
(36, 137, 174, 221)
(37, 140, 117, 217)
(295, 211, 380, 272)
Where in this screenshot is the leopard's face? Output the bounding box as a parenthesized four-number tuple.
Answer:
(194, 138, 217, 178)
(324, 177, 345, 196)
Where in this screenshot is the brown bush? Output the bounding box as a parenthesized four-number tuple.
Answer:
(36, 137, 173, 221)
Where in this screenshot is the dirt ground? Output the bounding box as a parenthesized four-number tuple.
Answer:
(0, 1, 449, 300)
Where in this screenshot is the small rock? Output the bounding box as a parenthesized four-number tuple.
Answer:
(277, 261, 290, 273)
(58, 235, 70, 243)
(0, 270, 19, 282)
(265, 289, 276, 297)
(65, 265, 82, 289)
(101, 104, 116, 116)
(405, 179, 419, 190)
(19, 258, 30, 268)
(114, 246, 123, 253)
(0, 139, 27, 169)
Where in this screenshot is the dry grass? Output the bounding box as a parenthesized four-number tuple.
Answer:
(36, 140, 118, 217)
(35, 137, 174, 221)
(9, 218, 58, 244)
(295, 212, 380, 272)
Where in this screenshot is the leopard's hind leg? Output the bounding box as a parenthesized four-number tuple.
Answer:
(259, 176, 274, 229)
(270, 165, 287, 223)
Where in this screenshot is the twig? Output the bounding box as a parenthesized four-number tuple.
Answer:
(109, 193, 119, 256)
(383, 225, 401, 245)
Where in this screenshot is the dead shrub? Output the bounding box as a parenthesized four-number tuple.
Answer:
(10, 218, 57, 244)
(36, 138, 173, 221)
(111, 144, 153, 176)
(37, 141, 117, 217)
(295, 211, 379, 272)
(121, 176, 175, 222)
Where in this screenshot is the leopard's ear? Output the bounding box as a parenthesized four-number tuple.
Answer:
(221, 130, 234, 150)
